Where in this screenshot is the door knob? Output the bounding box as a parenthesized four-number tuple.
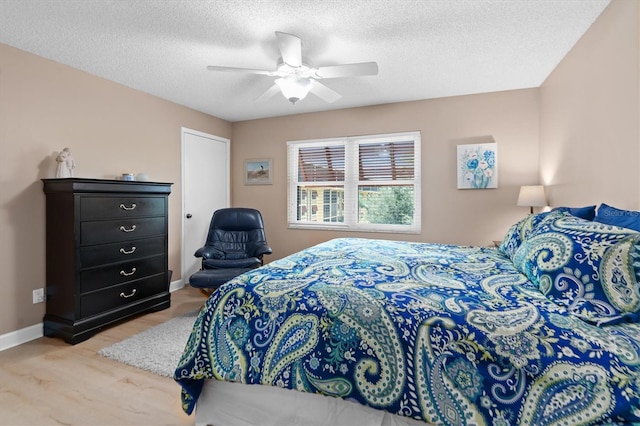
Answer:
(186, 213, 192, 219)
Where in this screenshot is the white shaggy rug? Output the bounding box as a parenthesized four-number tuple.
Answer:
(98, 309, 199, 378)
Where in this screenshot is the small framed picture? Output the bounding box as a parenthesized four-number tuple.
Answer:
(244, 158, 273, 185)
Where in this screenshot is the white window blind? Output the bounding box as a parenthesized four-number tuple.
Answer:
(298, 145, 345, 182)
(358, 141, 414, 181)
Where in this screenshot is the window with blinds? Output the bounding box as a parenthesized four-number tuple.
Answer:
(287, 131, 421, 233)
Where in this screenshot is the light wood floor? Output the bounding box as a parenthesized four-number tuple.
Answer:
(0, 286, 204, 425)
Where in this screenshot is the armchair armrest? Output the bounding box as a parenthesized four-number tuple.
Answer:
(194, 246, 223, 259)
(254, 243, 273, 258)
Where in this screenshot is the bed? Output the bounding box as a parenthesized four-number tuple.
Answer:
(175, 208, 640, 425)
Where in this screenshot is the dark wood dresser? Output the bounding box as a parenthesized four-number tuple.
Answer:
(42, 178, 172, 344)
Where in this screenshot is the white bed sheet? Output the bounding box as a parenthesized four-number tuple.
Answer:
(195, 380, 432, 426)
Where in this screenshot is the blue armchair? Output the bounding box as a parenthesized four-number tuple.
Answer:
(190, 208, 272, 295)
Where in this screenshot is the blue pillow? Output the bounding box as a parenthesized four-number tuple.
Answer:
(594, 203, 640, 232)
(551, 205, 596, 221)
(498, 211, 552, 259)
(512, 210, 640, 325)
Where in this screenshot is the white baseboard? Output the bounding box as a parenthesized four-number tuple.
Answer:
(170, 278, 184, 292)
(0, 278, 186, 352)
(0, 322, 43, 352)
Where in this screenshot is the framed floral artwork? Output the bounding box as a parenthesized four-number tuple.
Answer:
(244, 158, 273, 185)
(457, 143, 497, 189)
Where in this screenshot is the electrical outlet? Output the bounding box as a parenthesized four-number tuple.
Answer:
(33, 288, 45, 304)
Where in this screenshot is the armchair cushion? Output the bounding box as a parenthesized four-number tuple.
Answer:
(203, 257, 261, 270)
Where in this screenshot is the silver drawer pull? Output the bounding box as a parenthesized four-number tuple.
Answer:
(120, 203, 137, 211)
(120, 289, 137, 298)
(119, 224, 137, 233)
(120, 267, 137, 277)
(119, 246, 137, 255)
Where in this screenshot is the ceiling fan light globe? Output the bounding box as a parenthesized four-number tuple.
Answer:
(275, 76, 311, 104)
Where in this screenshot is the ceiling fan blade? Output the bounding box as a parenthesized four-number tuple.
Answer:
(275, 31, 302, 68)
(309, 80, 341, 103)
(207, 65, 273, 76)
(314, 62, 379, 79)
(255, 83, 282, 102)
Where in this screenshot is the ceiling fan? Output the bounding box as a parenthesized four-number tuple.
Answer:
(207, 31, 378, 104)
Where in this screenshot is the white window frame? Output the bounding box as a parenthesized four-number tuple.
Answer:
(287, 131, 421, 233)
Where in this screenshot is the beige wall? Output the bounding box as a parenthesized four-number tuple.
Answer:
(540, 0, 640, 209)
(0, 43, 231, 334)
(231, 89, 540, 261)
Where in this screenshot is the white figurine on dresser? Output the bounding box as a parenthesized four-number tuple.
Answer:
(55, 147, 75, 178)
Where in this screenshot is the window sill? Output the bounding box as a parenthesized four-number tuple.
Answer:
(288, 223, 421, 234)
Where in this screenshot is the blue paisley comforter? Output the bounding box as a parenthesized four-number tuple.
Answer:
(174, 237, 640, 425)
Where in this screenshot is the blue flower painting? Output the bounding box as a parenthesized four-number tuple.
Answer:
(457, 143, 498, 189)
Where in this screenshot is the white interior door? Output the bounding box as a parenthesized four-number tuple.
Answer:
(181, 128, 229, 284)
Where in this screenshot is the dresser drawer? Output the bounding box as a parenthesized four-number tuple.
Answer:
(80, 236, 165, 268)
(81, 196, 165, 220)
(81, 273, 167, 318)
(80, 255, 165, 293)
(80, 216, 165, 245)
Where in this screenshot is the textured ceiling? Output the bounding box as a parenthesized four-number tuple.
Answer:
(0, 0, 610, 122)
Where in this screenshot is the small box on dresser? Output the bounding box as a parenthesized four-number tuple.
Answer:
(42, 178, 173, 344)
